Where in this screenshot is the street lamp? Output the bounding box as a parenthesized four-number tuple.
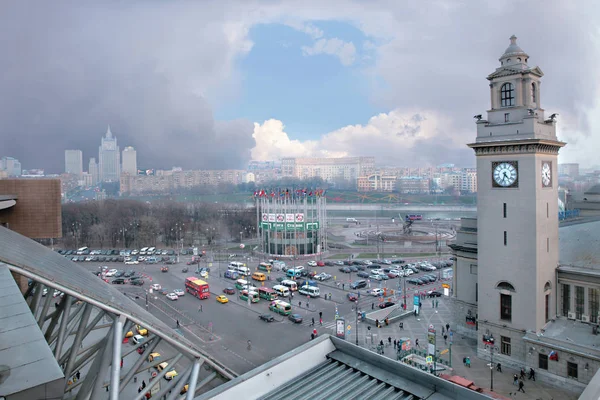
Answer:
(485, 344, 500, 391)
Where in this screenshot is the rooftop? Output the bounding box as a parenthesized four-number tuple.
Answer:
(559, 219, 600, 269)
(0, 265, 64, 396)
(525, 317, 600, 358)
(198, 334, 492, 400)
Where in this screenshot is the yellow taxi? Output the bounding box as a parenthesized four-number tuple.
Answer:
(125, 330, 134, 338)
(136, 325, 148, 336)
(180, 384, 189, 394)
(216, 295, 229, 304)
(157, 362, 178, 380)
(148, 352, 161, 362)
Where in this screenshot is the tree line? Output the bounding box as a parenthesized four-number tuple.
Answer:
(60, 199, 256, 249)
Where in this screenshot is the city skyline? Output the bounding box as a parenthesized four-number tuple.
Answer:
(0, 2, 598, 174)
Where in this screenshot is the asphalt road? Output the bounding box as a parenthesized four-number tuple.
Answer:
(77, 256, 448, 376)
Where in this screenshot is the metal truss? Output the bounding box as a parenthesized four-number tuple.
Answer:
(18, 274, 236, 399)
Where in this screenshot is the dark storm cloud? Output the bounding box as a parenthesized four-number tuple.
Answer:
(0, 1, 254, 173)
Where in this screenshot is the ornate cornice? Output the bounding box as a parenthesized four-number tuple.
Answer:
(467, 139, 565, 156)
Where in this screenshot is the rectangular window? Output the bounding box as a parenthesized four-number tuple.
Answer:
(500, 293, 512, 321)
(547, 202, 549, 218)
(562, 284, 571, 316)
(547, 237, 549, 253)
(590, 288, 599, 324)
(545, 294, 550, 322)
(567, 362, 578, 379)
(539, 354, 548, 370)
(500, 336, 511, 356)
(503, 203, 507, 218)
(470, 264, 478, 275)
(504, 113, 510, 122)
(504, 231, 507, 246)
(575, 286, 585, 320)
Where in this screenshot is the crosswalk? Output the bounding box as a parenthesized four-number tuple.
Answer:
(287, 318, 337, 330)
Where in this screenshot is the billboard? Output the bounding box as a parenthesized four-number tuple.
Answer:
(262, 213, 304, 223)
(137, 168, 155, 176)
(260, 222, 319, 231)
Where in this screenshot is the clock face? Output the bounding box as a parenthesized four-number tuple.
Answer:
(541, 161, 552, 187)
(492, 161, 518, 188)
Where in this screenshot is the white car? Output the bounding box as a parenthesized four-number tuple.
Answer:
(105, 269, 118, 277)
(403, 268, 414, 276)
(151, 284, 162, 291)
(173, 289, 185, 296)
(132, 334, 145, 345)
(307, 261, 317, 267)
(125, 260, 139, 265)
(370, 288, 384, 297)
(371, 269, 384, 276)
(166, 293, 178, 301)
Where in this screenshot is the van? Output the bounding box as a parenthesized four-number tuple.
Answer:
(350, 280, 367, 290)
(235, 279, 248, 290)
(346, 218, 358, 222)
(229, 261, 245, 269)
(299, 285, 320, 298)
(273, 285, 290, 298)
(76, 247, 89, 255)
(281, 280, 298, 291)
(269, 300, 292, 316)
(224, 270, 239, 280)
(257, 262, 272, 272)
(251, 272, 266, 282)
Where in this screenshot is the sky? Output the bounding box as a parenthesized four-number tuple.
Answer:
(0, 1, 598, 173)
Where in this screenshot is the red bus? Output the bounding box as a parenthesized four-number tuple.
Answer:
(185, 277, 210, 299)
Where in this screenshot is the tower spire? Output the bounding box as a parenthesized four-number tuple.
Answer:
(106, 125, 113, 139)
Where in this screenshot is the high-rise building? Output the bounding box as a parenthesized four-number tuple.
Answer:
(281, 157, 374, 183)
(121, 146, 137, 175)
(558, 163, 579, 178)
(98, 125, 120, 182)
(0, 157, 22, 177)
(64, 150, 83, 177)
(467, 35, 564, 361)
(88, 157, 98, 186)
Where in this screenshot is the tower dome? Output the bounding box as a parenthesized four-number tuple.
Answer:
(499, 35, 529, 68)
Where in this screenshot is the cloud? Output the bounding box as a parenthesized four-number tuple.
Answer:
(302, 38, 357, 66)
(284, 20, 324, 39)
(252, 109, 473, 167)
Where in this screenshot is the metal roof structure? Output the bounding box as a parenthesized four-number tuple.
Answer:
(0, 225, 235, 399)
(199, 335, 492, 400)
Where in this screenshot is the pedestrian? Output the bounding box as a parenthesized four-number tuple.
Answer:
(399, 322, 404, 329)
(393, 339, 397, 349)
(120, 358, 123, 368)
(432, 300, 434, 308)
(199, 305, 203, 312)
(529, 368, 535, 381)
(142, 380, 146, 389)
(415, 338, 420, 348)
(311, 333, 315, 340)
(518, 379, 525, 393)
(441, 326, 445, 335)
(513, 374, 519, 386)
(176, 319, 180, 328)
(313, 328, 317, 337)
(388, 336, 392, 346)
(134, 376, 137, 383)
(372, 303, 375, 310)
(319, 318, 323, 325)
(311, 317, 315, 326)
(76, 371, 81, 381)
(435, 299, 439, 308)
(342, 283, 345, 290)
(443, 334, 447, 344)
(520, 367, 526, 380)
(496, 363, 502, 372)
(138, 386, 142, 393)
(106, 385, 109, 392)
(319, 311, 322, 319)
(445, 323, 449, 331)
(375, 319, 379, 328)
(299, 301, 302, 308)
(385, 317, 389, 326)
(379, 339, 384, 347)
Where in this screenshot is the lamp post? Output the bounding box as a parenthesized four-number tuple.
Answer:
(485, 344, 500, 391)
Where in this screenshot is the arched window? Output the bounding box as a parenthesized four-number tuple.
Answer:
(544, 281, 551, 291)
(500, 83, 515, 107)
(531, 82, 537, 103)
(496, 281, 516, 292)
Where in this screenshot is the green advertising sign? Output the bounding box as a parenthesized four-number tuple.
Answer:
(260, 222, 320, 231)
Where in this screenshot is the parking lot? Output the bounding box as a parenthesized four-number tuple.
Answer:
(59, 246, 453, 374)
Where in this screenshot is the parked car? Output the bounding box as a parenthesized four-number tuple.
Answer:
(288, 314, 303, 323)
(111, 278, 126, 284)
(125, 260, 139, 265)
(407, 278, 424, 285)
(428, 290, 443, 297)
(314, 273, 332, 281)
(369, 288, 384, 297)
(316, 261, 325, 267)
(131, 279, 145, 286)
(124, 270, 135, 277)
(378, 301, 396, 309)
(223, 287, 235, 295)
(357, 271, 370, 278)
(259, 314, 275, 322)
(151, 284, 162, 291)
(339, 267, 351, 273)
(307, 261, 317, 267)
(105, 269, 118, 277)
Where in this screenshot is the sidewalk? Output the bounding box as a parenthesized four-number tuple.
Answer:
(359, 300, 581, 400)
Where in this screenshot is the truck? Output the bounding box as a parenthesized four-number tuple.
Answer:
(185, 277, 210, 299)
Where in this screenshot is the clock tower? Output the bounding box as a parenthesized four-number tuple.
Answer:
(468, 36, 565, 363)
